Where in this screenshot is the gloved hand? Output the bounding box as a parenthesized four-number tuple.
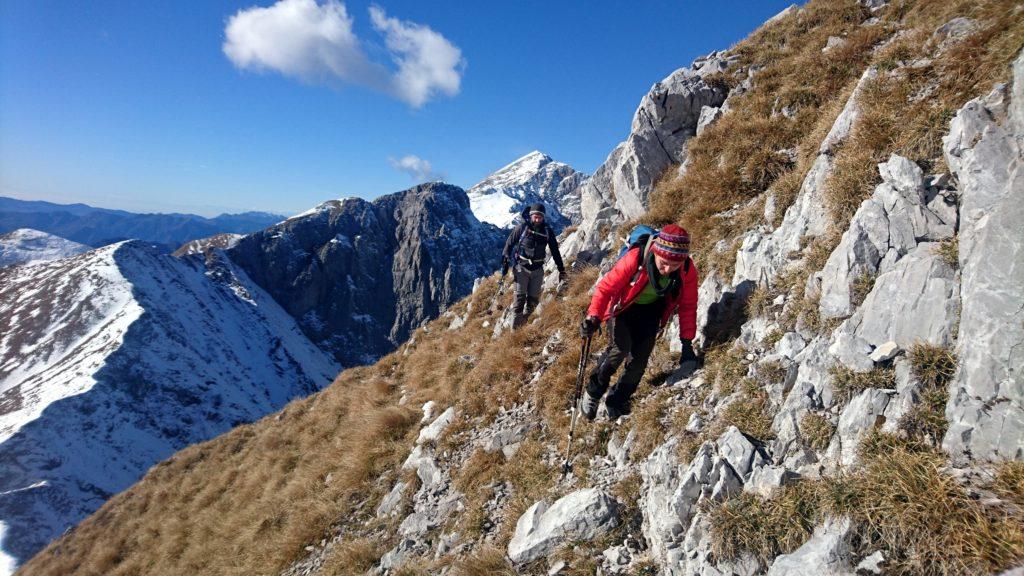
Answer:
(580, 316, 600, 339)
(678, 339, 698, 376)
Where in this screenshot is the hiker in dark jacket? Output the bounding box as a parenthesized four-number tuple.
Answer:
(501, 203, 565, 329)
(578, 224, 699, 420)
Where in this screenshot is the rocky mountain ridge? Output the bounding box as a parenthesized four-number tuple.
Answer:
(227, 182, 505, 367)
(0, 241, 338, 572)
(15, 2, 1024, 576)
(0, 183, 504, 574)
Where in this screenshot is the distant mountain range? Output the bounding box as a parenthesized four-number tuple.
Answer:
(0, 197, 284, 250)
(0, 155, 582, 570)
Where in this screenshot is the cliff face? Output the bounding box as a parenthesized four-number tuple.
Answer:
(227, 183, 505, 366)
(16, 2, 1024, 576)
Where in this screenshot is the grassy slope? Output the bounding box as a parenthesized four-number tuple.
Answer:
(20, 1, 1024, 575)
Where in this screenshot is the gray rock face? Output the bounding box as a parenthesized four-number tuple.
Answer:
(573, 52, 732, 258)
(641, 428, 769, 575)
(765, 517, 855, 576)
(229, 183, 504, 366)
(733, 67, 877, 289)
(859, 247, 958, 346)
(376, 481, 408, 517)
(745, 465, 798, 498)
(417, 407, 456, 445)
(942, 50, 1024, 463)
(826, 388, 892, 467)
(816, 155, 954, 319)
(933, 18, 980, 51)
(507, 488, 620, 564)
(831, 244, 959, 365)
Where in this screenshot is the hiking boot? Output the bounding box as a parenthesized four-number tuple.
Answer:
(578, 390, 599, 421)
(512, 312, 528, 329)
(604, 400, 631, 422)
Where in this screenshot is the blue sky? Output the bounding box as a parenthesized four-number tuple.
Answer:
(1, 0, 796, 217)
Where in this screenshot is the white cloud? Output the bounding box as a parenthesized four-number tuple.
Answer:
(389, 155, 443, 181)
(369, 6, 464, 108)
(223, 0, 464, 108)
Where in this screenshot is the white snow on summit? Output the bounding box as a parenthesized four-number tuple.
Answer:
(0, 228, 89, 268)
(467, 151, 587, 229)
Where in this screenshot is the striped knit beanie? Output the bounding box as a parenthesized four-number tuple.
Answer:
(651, 224, 690, 262)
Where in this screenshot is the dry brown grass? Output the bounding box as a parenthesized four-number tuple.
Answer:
(718, 379, 776, 443)
(824, 0, 1024, 223)
(829, 365, 896, 405)
(800, 412, 837, 452)
(322, 538, 387, 576)
(703, 345, 749, 395)
(850, 270, 876, 308)
(450, 546, 516, 576)
(706, 479, 828, 565)
(993, 461, 1024, 509)
(708, 440, 1024, 574)
(646, 0, 889, 279)
(899, 342, 957, 446)
(935, 237, 959, 269)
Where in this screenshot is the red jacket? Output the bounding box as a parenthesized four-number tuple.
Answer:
(586, 247, 699, 340)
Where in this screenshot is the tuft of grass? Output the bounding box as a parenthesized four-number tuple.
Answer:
(908, 341, 957, 388)
(844, 447, 1024, 575)
(703, 346, 749, 395)
(710, 439, 1024, 574)
(322, 538, 385, 576)
(718, 379, 776, 443)
(745, 284, 782, 319)
(850, 270, 876, 308)
(450, 546, 516, 576)
(800, 412, 836, 452)
(899, 343, 958, 447)
(992, 461, 1024, 509)
(829, 365, 896, 405)
(935, 237, 959, 269)
(755, 360, 788, 388)
(705, 480, 827, 565)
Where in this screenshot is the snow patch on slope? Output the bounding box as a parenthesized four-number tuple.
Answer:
(0, 241, 339, 571)
(0, 229, 90, 268)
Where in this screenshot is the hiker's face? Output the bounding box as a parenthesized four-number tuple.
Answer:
(654, 254, 684, 276)
(530, 213, 544, 224)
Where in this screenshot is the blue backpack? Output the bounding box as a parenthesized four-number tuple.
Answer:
(618, 225, 659, 260)
(616, 224, 689, 287)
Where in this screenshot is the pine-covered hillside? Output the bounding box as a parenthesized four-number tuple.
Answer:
(19, 1, 1024, 575)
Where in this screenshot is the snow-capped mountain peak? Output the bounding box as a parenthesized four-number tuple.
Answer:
(0, 228, 89, 268)
(467, 151, 588, 230)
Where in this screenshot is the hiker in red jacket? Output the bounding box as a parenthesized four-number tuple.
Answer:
(578, 224, 699, 420)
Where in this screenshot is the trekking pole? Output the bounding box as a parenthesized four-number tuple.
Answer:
(561, 333, 593, 476)
(486, 275, 506, 316)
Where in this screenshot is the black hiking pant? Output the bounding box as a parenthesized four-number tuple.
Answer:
(586, 300, 665, 412)
(512, 263, 544, 328)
